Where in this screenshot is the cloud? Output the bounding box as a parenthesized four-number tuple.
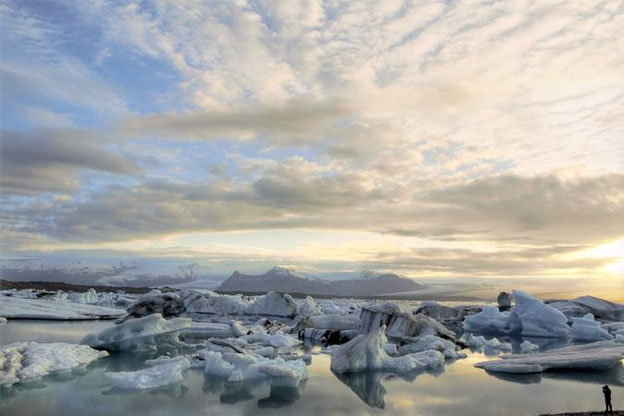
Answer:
(4, 172, 622, 249)
(120, 98, 351, 145)
(0, 129, 137, 195)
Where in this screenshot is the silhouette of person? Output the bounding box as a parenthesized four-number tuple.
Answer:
(603, 385, 612, 413)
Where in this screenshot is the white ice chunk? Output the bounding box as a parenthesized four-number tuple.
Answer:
(0, 294, 126, 320)
(461, 333, 487, 349)
(463, 290, 571, 338)
(248, 291, 298, 317)
(463, 306, 510, 334)
(484, 337, 512, 355)
(475, 340, 624, 374)
(0, 341, 108, 387)
(82, 313, 191, 351)
(242, 332, 301, 349)
(330, 325, 445, 373)
(398, 335, 466, 359)
(105, 356, 190, 389)
(68, 288, 99, 304)
(571, 313, 613, 342)
(203, 351, 308, 386)
(253, 347, 275, 357)
(0, 317, 6, 325)
(298, 296, 322, 316)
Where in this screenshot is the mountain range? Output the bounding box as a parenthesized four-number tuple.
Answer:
(217, 266, 424, 296)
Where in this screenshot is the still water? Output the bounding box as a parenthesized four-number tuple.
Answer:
(1, 320, 623, 416)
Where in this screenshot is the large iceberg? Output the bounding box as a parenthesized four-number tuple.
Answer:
(547, 296, 624, 322)
(463, 290, 571, 338)
(203, 351, 308, 387)
(105, 356, 190, 389)
(359, 303, 457, 342)
(0, 294, 126, 320)
(571, 313, 614, 342)
(330, 326, 445, 374)
(182, 290, 251, 315)
(248, 291, 298, 317)
(475, 340, 624, 374)
(82, 313, 191, 351)
(0, 341, 108, 387)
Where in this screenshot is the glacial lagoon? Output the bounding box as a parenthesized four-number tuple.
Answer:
(1, 319, 622, 416)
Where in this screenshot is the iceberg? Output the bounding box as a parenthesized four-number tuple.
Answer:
(571, 313, 614, 342)
(463, 290, 571, 338)
(182, 290, 251, 315)
(359, 303, 457, 342)
(0, 341, 108, 387)
(413, 301, 466, 335)
(475, 340, 624, 374)
(398, 335, 465, 359)
(242, 332, 302, 349)
(298, 296, 322, 316)
(330, 326, 445, 373)
(202, 351, 308, 386)
(248, 291, 298, 317)
(126, 292, 185, 318)
(105, 356, 190, 389)
(82, 313, 191, 351)
(299, 314, 361, 331)
(0, 294, 126, 320)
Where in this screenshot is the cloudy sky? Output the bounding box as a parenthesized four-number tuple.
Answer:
(1, 0, 623, 288)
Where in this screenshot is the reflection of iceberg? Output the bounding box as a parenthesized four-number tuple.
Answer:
(485, 362, 624, 386)
(102, 382, 189, 398)
(257, 385, 302, 408)
(334, 371, 388, 408)
(333, 366, 445, 409)
(201, 374, 305, 409)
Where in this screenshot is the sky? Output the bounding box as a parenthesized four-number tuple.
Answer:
(0, 0, 623, 289)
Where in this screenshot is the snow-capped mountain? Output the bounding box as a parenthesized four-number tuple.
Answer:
(217, 266, 423, 296)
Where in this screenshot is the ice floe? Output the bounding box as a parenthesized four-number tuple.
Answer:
(0, 294, 126, 320)
(105, 356, 190, 390)
(0, 341, 108, 387)
(330, 326, 445, 373)
(571, 313, 613, 342)
(475, 340, 624, 374)
(202, 351, 308, 387)
(463, 290, 571, 338)
(82, 313, 191, 351)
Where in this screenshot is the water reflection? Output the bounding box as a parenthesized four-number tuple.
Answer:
(102, 383, 189, 398)
(333, 366, 445, 409)
(202, 373, 306, 408)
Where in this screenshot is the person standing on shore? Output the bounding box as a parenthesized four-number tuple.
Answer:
(603, 385, 612, 414)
